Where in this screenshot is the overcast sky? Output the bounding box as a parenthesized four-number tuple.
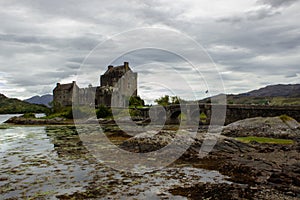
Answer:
(0, 0, 299, 103)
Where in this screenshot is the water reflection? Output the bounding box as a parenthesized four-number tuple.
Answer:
(45, 126, 89, 159)
(0, 114, 21, 124)
(0, 126, 94, 199)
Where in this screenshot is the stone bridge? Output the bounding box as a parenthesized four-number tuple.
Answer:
(135, 104, 300, 125)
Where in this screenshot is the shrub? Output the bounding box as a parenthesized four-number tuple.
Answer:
(129, 109, 141, 117)
(22, 113, 36, 118)
(44, 107, 72, 119)
(96, 105, 112, 119)
(64, 107, 74, 119)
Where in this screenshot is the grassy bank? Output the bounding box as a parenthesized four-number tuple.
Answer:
(235, 136, 294, 145)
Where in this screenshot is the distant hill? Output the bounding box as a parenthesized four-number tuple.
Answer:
(0, 93, 49, 114)
(240, 84, 300, 97)
(24, 94, 53, 107)
(200, 84, 300, 105)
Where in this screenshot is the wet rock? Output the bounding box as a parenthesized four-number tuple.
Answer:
(4, 116, 73, 125)
(269, 163, 300, 187)
(212, 137, 253, 154)
(169, 182, 254, 200)
(119, 130, 253, 161)
(222, 116, 300, 139)
(170, 182, 300, 200)
(119, 131, 177, 153)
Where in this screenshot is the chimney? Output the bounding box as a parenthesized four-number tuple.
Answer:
(124, 62, 129, 72)
(108, 65, 113, 70)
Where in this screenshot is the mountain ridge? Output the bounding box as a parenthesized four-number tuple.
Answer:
(24, 94, 53, 107)
(0, 93, 49, 114)
(200, 84, 300, 105)
(240, 84, 300, 97)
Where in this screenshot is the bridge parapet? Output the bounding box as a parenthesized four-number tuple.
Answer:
(225, 104, 300, 124)
(134, 104, 300, 125)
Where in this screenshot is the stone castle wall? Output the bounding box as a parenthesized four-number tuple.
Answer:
(53, 62, 137, 108)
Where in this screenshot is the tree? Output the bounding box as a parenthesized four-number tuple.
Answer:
(154, 95, 170, 106)
(171, 96, 180, 104)
(129, 96, 145, 107)
(154, 95, 185, 106)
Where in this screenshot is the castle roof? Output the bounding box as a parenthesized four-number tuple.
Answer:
(54, 82, 78, 91)
(104, 62, 131, 75)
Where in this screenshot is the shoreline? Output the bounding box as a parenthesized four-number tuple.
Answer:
(1, 115, 300, 198)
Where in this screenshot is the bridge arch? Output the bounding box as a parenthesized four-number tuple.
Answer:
(167, 109, 181, 124)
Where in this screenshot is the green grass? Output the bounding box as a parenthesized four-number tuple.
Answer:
(270, 97, 300, 106)
(235, 136, 294, 145)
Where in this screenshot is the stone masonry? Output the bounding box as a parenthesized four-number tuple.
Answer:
(53, 62, 137, 108)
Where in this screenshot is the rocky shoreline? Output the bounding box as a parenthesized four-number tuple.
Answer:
(3, 115, 113, 125)
(119, 116, 300, 199)
(4, 116, 74, 125)
(3, 114, 300, 199)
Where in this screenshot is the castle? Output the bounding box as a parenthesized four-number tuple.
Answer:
(53, 62, 137, 108)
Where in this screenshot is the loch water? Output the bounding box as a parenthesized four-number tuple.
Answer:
(0, 116, 231, 199)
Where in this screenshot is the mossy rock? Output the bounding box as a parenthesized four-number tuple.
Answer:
(279, 114, 294, 122)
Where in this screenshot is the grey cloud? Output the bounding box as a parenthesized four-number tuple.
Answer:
(223, 61, 300, 78)
(65, 62, 81, 69)
(0, 34, 41, 44)
(246, 8, 280, 20)
(0, 33, 102, 53)
(139, 85, 152, 90)
(220, 74, 245, 81)
(0, 0, 300, 99)
(211, 24, 300, 57)
(7, 70, 74, 87)
(111, 48, 189, 68)
(67, 57, 86, 64)
(217, 16, 243, 24)
(258, 0, 298, 8)
(217, 7, 280, 23)
(285, 73, 298, 78)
